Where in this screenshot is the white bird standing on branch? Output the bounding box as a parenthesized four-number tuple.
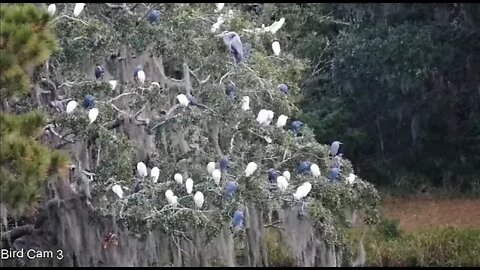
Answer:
(256, 109, 269, 125)
(310, 163, 321, 177)
(137, 70, 146, 84)
(214, 3, 225, 13)
(151, 167, 160, 183)
(293, 182, 312, 200)
(137, 162, 148, 178)
(207, 162, 216, 175)
(174, 173, 183, 185)
(212, 169, 221, 185)
(88, 108, 99, 124)
(265, 110, 275, 126)
(241, 96, 250, 111)
(47, 4, 56, 16)
(66, 100, 78, 113)
(245, 162, 258, 177)
(269, 18, 286, 34)
(186, 178, 194, 194)
(276, 115, 288, 128)
(165, 190, 174, 199)
(73, 3, 85, 17)
(112, 184, 123, 198)
(277, 176, 289, 191)
(272, 41, 281, 56)
(194, 191, 204, 209)
(283, 171, 291, 181)
(347, 173, 357, 184)
(177, 94, 190, 107)
(109, 80, 117, 90)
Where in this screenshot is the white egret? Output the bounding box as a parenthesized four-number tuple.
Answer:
(66, 100, 78, 113)
(177, 94, 190, 107)
(73, 3, 85, 17)
(283, 171, 291, 181)
(165, 189, 174, 199)
(293, 182, 312, 200)
(151, 167, 160, 183)
(167, 195, 178, 206)
(269, 18, 285, 34)
(310, 163, 321, 177)
(137, 162, 148, 178)
(88, 108, 99, 124)
(245, 162, 258, 177)
(215, 3, 225, 12)
(256, 109, 269, 125)
(241, 96, 250, 111)
(186, 178, 194, 194)
(276, 115, 288, 128)
(264, 110, 275, 126)
(109, 80, 117, 90)
(137, 70, 146, 84)
(194, 191, 205, 209)
(277, 176, 289, 192)
(207, 162, 216, 175)
(330, 141, 343, 156)
(47, 4, 56, 16)
(347, 173, 356, 185)
(174, 173, 183, 185)
(112, 184, 123, 198)
(212, 169, 221, 185)
(272, 41, 281, 56)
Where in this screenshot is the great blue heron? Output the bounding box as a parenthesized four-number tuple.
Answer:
(219, 31, 244, 64)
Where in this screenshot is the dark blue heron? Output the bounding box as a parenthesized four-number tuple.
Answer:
(186, 94, 197, 105)
(225, 81, 237, 99)
(232, 210, 244, 229)
(83, 94, 95, 110)
(329, 167, 340, 182)
(267, 169, 280, 184)
(278, 84, 288, 94)
(134, 180, 143, 193)
(297, 161, 311, 175)
(219, 157, 230, 171)
(225, 181, 238, 198)
(148, 9, 161, 24)
(291, 120, 304, 135)
(94, 65, 104, 80)
(221, 31, 244, 64)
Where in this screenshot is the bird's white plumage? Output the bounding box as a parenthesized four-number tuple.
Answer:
(211, 16, 225, 33)
(241, 96, 250, 111)
(137, 70, 146, 84)
(150, 167, 160, 183)
(167, 195, 178, 206)
(331, 141, 342, 156)
(215, 3, 225, 12)
(151, 82, 160, 88)
(88, 108, 99, 124)
(310, 163, 321, 177)
(294, 182, 312, 200)
(276, 115, 288, 128)
(137, 162, 148, 178)
(256, 109, 269, 125)
(112, 184, 123, 198)
(207, 162, 216, 175)
(272, 41, 281, 56)
(109, 80, 117, 90)
(245, 162, 258, 177)
(265, 136, 272, 144)
(276, 176, 289, 191)
(269, 18, 285, 34)
(73, 3, 85, 17)
(66, 100, 78, 113)
(264, 110, 275, 126)
(283, 171, 291, 181)
(177, 94, 190, 107)
(186, 178, 194, 194)
(165, 189, 174, 199)
(47, 4, 56, 16)
(212, 169, 221, 185)
(347, 173, 356, 184)
(194, 191, 204, 208)
(174, 173, 183, 185)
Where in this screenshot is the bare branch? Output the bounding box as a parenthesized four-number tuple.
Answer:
(50, 15, 89, 26)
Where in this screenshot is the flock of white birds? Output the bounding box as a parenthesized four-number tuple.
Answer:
(46, 3, 358, 219)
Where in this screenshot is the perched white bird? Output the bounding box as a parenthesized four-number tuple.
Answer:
(212, 169, 221, 185)
(137, 162, 148, 178)
(347, 173, 357, 184)
(264, 110, 275, 126)
(150, 167, 160, 183)
(73, 3, 85, 17)
(245, 162, 258, 177)
(215, 3, 225, 12)
(277, 176, 289, 192)
(269, 18, 285, 34)
(272, 41, 281, 56)
(66, 100, 78, 113)
(137, 70, 146, 84)
(109, 80, 117, 90)
(174, 173, 183, 185)
(165, 189, 174, 199)
(294, 182, 312, 200)
(186, 178, 194, 194)
(310, 163, 321, 177)
(167, 195, 178, 206)
(207, 162, 216, 175)
(241, 96, 250, 111)
(177, 94, 190, 107)
(151, 82, 160, 88)
(283, 171, 291, 181)
(276, 115, 288, 128)
(47, 4, 56, 16)
(256, 109, 269, 125)
(194, 191, 205, 209)
(88, 108, 99, 124)
(112, 184, 123, 198)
